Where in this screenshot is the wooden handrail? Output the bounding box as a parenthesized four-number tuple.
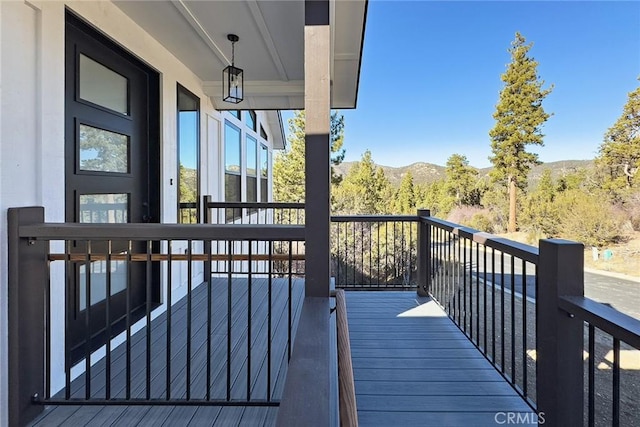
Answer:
(335, 289, 358, 427)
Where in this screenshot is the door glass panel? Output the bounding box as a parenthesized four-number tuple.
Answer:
(79, 193, 129, 223)
(79, 193, 129, 311)
(79, 124, 129, 173)
(79, 54, 129, 114)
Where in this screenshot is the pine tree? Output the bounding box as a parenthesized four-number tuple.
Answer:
(272, 110, 346, 202)
(394, 172, 416, 214)
(489, 32, 553, 232)
(444, 154, 480, 206)
(596, 82, 640, 198)
(333, 150, 391, 214)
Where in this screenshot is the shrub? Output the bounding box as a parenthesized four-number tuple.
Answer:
(468, 213, 494, 233)
(556, 190, 627, 247)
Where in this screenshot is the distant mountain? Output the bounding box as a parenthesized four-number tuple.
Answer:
(334, 159, 594, 188)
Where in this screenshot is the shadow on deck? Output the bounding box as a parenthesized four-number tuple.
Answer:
(30, 277, 305, 427)
(346, 291, 535, 427)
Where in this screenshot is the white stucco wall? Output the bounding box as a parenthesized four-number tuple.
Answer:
(0, 2, 278, 425)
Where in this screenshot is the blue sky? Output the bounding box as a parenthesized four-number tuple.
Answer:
(283, 1, 640, 168)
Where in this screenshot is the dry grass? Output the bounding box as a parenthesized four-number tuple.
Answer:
(497, 231, 640, 279)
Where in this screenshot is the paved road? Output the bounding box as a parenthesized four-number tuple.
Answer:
(437, 245, 640, 320)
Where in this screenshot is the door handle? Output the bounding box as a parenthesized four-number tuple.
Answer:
(142, 202, 152, 222)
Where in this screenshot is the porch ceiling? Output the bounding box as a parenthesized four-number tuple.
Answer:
(113, 0, 367, 111)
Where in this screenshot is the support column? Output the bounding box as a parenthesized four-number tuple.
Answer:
(304, 0, 331, 298)
(275, 3, 332, 425)
(536, 239, 584, 426)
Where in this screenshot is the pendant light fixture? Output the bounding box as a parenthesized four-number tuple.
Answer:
(222, 34, 243, 104)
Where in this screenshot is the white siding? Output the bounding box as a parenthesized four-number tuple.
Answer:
(0, 2, 280, 424)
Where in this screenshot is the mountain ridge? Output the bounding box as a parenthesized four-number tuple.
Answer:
(333, 159, 594, 187)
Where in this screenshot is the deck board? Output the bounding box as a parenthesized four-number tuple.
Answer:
(346, 291, 537, 427)
(30, 277, 304, 426)
(31, 288, 537, 426)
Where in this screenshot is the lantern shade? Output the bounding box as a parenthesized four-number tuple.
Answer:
(223, 65, 243, 104)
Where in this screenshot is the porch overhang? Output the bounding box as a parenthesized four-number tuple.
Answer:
(112, 0, 367, 111)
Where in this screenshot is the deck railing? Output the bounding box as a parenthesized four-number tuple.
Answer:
(8, 207, 305, 426)
(331, 209, 640, 425)
(422, 211, 640, 426)
(10, 203, 640, 426)
(330, 215, 418, 289)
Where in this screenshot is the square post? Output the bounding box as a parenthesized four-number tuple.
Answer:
(304, 0, 331, 298)
(536, 239, 584, 426)
(276, 2, 332, 425)
(416, 209, 431, 297)
(8, 207, 47, 427)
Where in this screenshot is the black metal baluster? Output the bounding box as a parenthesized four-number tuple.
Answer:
(126, 240, 132, 400)
(510, 254, 515, 383)
(501, 251, 505, 374)
(146, 240, 152, 400)
(447, 230, 452, 315)
(613, 337, 620, 427)
(361, 222, 365, 285)
(247, 242, 253, 401)
(377, 222, 381, 285)
(84, 241, 92, 400)
(105, 241, 112, 400)
(483, 246, 487, 353)
(588, 325, 595, 427)
(186, 240, 192, 400)
(206, 239, 212, 401)
(166, 240, 173, 400)
(267, 243, 273, 402)
(45, 245, 52, 400)
(491, 248, 496, 362)
(475, 242, 479, 344)
(227, 242, 233, 401)
(165, 240, 173, 400)
(521, 259, 527, 397)
(288, 241, 293, 361)
(65, 240, 71, 400)
(464, 238, 469, 334)
(352, 221, 356, 286)
(456, 233, 461, 326)
(336, 222, 341, 286)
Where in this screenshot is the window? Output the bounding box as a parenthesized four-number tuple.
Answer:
(246, 110, 257, 132)
(260, 125, 268, 141)
(177, 85, 199, 223)
(246, 136, 257, 204)
(229, 110, 240, 120)
(260, 144, 269, 202)
(225, 121, 241, 221)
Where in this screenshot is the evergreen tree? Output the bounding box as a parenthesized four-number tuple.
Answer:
(444, 154, 480, 206)
(273, 110, 346, 202)
(334, 150, 391, 214)
(489, 32, 553, 232)
(521, 169, 560, 237)
(596, 82, 640, 198)
(394, 172, 416, 214)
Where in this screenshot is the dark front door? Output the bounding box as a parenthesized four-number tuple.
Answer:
(65, 12, 160, 362)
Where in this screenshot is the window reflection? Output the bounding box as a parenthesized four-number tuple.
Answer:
(79, 124, 129, 173)
(177, 85, 200, 223)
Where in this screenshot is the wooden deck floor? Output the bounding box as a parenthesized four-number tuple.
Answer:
(346, 291, 535, 427)
(30, 277, 305, 427)
(30, 288, 535, 426)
